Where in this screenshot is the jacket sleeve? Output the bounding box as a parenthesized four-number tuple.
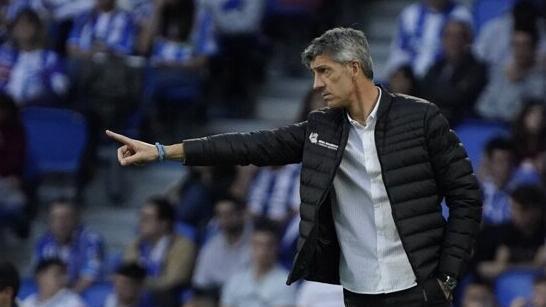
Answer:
(424, 104, 482, 280)
(182, 121, 307, 166)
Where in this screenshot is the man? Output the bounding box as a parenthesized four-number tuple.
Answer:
(22, 259, 86, 307)
(476, 184, 546, 281)
(386, 0, 472, 77)
(191, 196, 252, 303)
(478, 137, 516, 225)
(124, 197, 195, 307)
(220, 219, 296, 307)
(107, 27, 482, 306)
(475, 26, 545, 122)
(0, 261, 19, 307)
(419, 18, 487, 125)
(34, 199, 104, 293)
(105, 262, 148, 307)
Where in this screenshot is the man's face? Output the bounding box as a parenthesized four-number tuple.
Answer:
(442, 21, 469, 60)
(487, 150, 514, 187)
(215, 201, 244, 235)
(113, 275, 141, 305)
(461, 284, 494, 307)
(138, 205, 164, 241)
(512, 31, 536, 68)
(510, 200, 541, 231)
(36, 265, 65, 297)
(310, 54, 355, 109)
(12, 16, 37, 46)
(251, 231, 277, 269)
(49, 204, 77, 243)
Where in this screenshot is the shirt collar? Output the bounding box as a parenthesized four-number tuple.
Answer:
(347, 87, 382, 128)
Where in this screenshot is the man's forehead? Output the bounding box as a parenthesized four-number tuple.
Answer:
(310, 54, 336, 69)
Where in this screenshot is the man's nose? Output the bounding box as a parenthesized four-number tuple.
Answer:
(313, 75, 325, 90)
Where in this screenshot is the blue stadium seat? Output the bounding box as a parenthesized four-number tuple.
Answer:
(21, 107, 88, 179)
(454, 119, 509, 171)
(495, 269, 540, 307)
(82, 282, 113, 307)
(17, 278, 37, 300)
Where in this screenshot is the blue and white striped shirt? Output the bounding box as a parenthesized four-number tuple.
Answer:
(0, 45, 68, 105)
(387, 1, 471, 77)
(68, 8, 136, 56)
(150, 7, 217, 65)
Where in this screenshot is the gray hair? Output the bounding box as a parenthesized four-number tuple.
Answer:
(301, 27, 374, 79)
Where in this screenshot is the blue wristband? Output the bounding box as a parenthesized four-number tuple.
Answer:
(155, 142, 166, 161)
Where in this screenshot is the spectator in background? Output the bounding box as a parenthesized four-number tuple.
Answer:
(0, 261, 20, 307)
(166, 165, 236, 232)
(105, 262, 148, 307)
(476, 185, 546, 281)
(137, 0, 216, 133)
(67, 0, 135, 59)
(34, 199, 105, 293)
(124, 197, 195, 307)
(0, 9, 68, 106)
(386, 64, 418, 96)
(220, 219, 296, 307)
(0, 94, 27, 239)
(22, 259, 86, 307)
(0, 0, 31, 43)
(191, 196, 251, 305)
(419, 18, 487, 125)
(479, 137, 516, 225)
(474, 0, 545, 68)
(511, 275, 546, 307)
(247, 163, 300, 226)
(296, 281, 344, 307)
(386, 0, 472, 77)
(204, 0, 266, 117)
(460, 282, 495, 307)
(476, 26, 545, 122)
(512, 100, 546, 162)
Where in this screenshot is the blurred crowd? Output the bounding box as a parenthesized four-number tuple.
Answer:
(0, 0, 545, 306)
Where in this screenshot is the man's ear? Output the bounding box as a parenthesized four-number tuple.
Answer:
(350, 61, 361, 78)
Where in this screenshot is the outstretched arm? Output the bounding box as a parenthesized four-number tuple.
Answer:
(106, 121, 307, 167)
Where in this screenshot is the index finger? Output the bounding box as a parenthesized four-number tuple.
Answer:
(106, 130, 133, 145)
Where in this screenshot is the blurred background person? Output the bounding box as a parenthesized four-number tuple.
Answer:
(138, 0, 216, 138)
(476, 185, 546, 281)
(220, 219, 296, 307)
(204, 0, 266, 118)
(190, 196, 251, 306)
(419, 18, 487, 125)
(21, 259, 86, 307)
(124, 197, 195, 307)
(478, 137, 516, 225)
(104, 262, 148, 307)
(34, 199, 105, 293)
(0, 261, 20, 307)
(386, 0, 472, 78)
(474, 0, 545, 69)
(475, 26, 545, 122)
(386, 64, 418, 96)
(0, 9, 68, 106)
(460, 281, 496, 307)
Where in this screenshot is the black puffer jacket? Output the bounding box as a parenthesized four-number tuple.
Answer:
(183, 89, 482, 286)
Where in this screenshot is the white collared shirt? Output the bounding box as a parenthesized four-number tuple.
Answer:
(332, 88, 417, 294)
